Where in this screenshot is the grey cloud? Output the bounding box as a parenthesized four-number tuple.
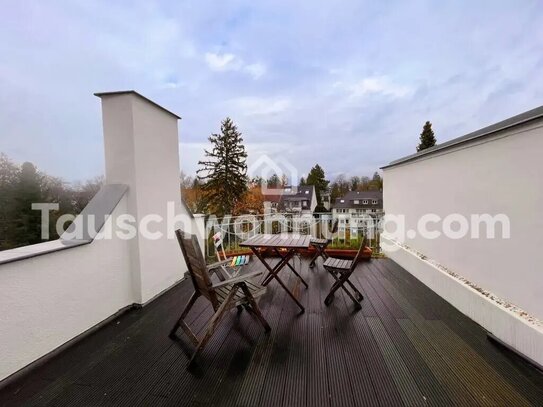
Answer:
(1, 0, 543, 181)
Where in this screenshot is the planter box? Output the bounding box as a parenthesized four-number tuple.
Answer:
(222, 249, 253, 258)
(324, 247, 372, 260)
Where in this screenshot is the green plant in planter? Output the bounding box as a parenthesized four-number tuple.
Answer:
(329, 236, 364, 250)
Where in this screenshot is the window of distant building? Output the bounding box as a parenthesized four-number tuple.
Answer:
(372, 199, 378, 204)
(340, 199, 345, 203)
(354, 200, 359, 204)
(362, 199, 369, 204)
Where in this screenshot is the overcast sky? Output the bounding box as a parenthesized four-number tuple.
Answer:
(1, 1, 542, 183)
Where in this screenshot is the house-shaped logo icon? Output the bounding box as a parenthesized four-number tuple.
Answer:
(247, 154, 299, 195)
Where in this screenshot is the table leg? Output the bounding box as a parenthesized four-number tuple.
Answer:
(250, 247, 305, 313)
(262, 256, 288, 285)
(273, 248, 308, 288)
(256, 247, 293, 285)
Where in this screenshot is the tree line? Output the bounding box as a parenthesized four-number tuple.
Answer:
(181, 117, 337, 216)
(328, 172, 383, 202)
(1, 118, 436, 249)
(0, 153, 102, 250)
(181, 117, 385, 215)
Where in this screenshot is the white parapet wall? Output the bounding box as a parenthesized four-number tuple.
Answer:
(381, 107, 543, 367)
(0, 194, 133, 382)
(0, 91, 201, 383)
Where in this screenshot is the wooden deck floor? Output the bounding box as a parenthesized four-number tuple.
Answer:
(1, 258, 543, 406)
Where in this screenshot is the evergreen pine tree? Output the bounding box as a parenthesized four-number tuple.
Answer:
(417, 121, 437, 152)
(306, 164, 329, 209)
(198, 117, 248, 216)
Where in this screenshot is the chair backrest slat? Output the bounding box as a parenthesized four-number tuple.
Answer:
(176, 229, 217, 304)
(350, 236, 368, 272)
(212, 232, 228, 262)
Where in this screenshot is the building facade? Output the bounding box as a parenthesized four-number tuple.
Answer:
(331, 190, 383, 233)
(280, 185, 317, 214)
(263, 185, 317, 214)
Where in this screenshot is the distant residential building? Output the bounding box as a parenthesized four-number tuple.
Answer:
(262, 190, 283, 213)
(277, 185, 317, 214)
(262, 185, 319, 214)
(331, 190, 383, 233)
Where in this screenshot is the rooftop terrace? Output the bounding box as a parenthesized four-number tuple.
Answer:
(2, 91, 543, 407)
(2, 258, 542, 407)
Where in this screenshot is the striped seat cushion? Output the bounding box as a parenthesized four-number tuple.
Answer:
(230, 255, 250, 267)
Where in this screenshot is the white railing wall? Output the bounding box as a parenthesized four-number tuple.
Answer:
(203, 212, 383, 258)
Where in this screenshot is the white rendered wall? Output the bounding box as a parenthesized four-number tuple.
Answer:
(382, 120, 543, 321)
(0, 91, 200, 382)
(98, 92, 194, 303)
(0, 196, 133, 381)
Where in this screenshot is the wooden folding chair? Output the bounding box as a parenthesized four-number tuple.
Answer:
(211, 232, 250, 280)
(169, 230, 271, 365)
(322, 236, 367, 310)
(309, 219, 339, 268)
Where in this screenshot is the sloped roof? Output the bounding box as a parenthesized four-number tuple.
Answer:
(280, 185, 314, 201)
(332, 190, 383, 209)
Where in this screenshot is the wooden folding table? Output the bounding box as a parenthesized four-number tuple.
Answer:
(240, 233, 310, 313)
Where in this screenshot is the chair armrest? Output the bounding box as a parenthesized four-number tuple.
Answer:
(206, 258, 231, 270)
(212, 270, 263, 289)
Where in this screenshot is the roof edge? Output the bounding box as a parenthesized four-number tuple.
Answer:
(381, 104, 543, 170)
(94, 90, 182, 120)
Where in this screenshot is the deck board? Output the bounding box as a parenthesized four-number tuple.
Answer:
(378, 258, 543, 404)
(362, 269, 452, 406)
(1, 258, 543, 407)
(281, 261, 309, 407)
